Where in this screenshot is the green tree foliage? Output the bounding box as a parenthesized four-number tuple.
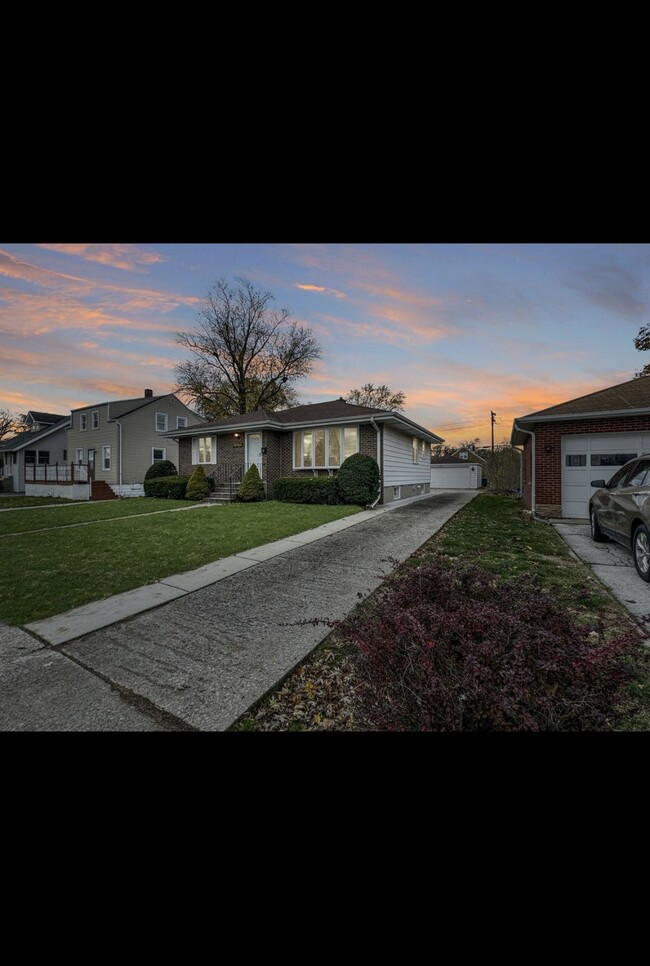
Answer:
(176, 277, 321, 418)
(336, 453, 380, 505)
(238, 463, 265, 502)
(186, 465, 210, 500)
(345, 383, 406, 412)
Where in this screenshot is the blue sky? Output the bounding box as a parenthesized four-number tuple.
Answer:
(1, 242, 648, 446)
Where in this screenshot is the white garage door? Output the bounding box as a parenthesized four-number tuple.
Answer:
(431, 464, 481, 489)
(561, 432, 650, 518)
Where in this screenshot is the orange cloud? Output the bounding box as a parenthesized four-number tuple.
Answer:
(294, 282, 346, 298)
(37, 243, 167, 272)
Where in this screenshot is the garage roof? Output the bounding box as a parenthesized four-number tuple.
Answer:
(511, 375, 650, 444)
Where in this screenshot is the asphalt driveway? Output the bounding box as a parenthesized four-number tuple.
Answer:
(552, 521, 650, 632)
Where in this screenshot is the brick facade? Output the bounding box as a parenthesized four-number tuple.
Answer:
(522, 414, 650, 516)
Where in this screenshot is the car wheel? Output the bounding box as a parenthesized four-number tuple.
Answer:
(590, 506, 608, 542)
(633, 525, 650, 582)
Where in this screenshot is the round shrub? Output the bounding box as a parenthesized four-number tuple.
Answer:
(341, 561, 638, 732)
(186, 464, 210, 500)
(144, 475, 189, 499)
(272, 477, 342, 504)
(238, 463, 265, 502)
(336, 453, 380, 505)
(144, 459, 178, 480)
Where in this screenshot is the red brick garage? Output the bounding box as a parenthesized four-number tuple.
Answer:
(511, 376, 650, 519)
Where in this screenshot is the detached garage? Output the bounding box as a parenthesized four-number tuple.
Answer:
(511, 375, 650, 519)
(431, 449, 485, 489)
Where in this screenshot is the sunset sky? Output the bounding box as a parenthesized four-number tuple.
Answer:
(1, 242, 648, 447)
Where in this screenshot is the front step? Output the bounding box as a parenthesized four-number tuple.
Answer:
(204, 485, 236, 504)
(91, 481, 117, 501)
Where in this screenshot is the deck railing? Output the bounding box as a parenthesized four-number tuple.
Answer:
(25, 463, 90, 484)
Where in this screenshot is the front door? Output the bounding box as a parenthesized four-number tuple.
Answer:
(246, 432, 263, 477)
(88, 448, 95, 480)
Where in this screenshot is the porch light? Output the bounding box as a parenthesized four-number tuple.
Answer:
(234, 433, 240, 438)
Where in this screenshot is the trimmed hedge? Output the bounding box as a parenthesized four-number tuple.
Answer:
(238, 463, 265, 502)
(186, 464, 210, 500)
(337, 453, 380, 505)
(143, 475, 189, 499)
(272, 476, 343, 505)
(144, 459, 178, 480)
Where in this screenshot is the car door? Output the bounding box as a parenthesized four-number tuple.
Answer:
(597, 460, 639, 533)
(607, 458, 650, 543)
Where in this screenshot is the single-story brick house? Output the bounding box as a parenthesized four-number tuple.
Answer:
(165, 399, 443, 504)
(430, 448, 487, 489)
(511, 375, 650, 519)
(0, 411, 70, 492)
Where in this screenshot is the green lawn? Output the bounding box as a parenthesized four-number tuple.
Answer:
(0, 498, 194, 535)
(0, 496, 75, 509)
(0, 501, 361, 625)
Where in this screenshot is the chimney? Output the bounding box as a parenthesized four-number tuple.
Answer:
(144, 388, 153, 398)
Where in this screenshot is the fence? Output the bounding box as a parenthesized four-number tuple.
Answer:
(25, 463, 90, 485)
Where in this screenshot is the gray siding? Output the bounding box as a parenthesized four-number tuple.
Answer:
(67, 404, 118, 483)
(120, 396, 200, 483)
(383, 425, 431, 486)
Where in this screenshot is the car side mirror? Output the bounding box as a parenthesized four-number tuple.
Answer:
(591, 479, 606, 488)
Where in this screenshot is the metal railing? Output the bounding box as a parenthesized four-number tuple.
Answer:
(25, 463, 90, 484)
(206, 461, 263, 501)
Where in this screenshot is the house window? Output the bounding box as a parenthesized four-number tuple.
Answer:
(76, 448, 84, 464)
(459, 451, 468, 460)
(293, 426, 359, 469)
(12, 453, 17, 464)
(177, 416, 188, 429)
(393, 486, 401, 500)
(193, 436, 214, 464)
(412, 438, 418, 463)
(152, 447, 166, 462)
(25, 450, 36, 464)
(38, 451, 50, 464)
(102, 445, 111, 470)
(565, 455, 586, 467)
(80, 414, 87, 431)
(92, 410, 99, 429)
(63, 449, 67, 461)
(155, 412, 168, 432)
(421, 440, 426, 459)
(590, 453, 637, 467)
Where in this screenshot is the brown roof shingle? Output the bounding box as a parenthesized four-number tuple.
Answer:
(520, 375, 650, 419)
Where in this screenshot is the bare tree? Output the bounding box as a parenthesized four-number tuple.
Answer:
(345, 383, 406, 411)
(0, 409, 20, 442)
(176, 277, 321, 418)
(634, 324, 650, 377)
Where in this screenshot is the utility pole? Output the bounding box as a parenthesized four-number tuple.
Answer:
(491, 411, 496, 453)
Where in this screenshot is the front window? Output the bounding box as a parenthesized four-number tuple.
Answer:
(196, 436, 213, 464)
(152, 447, 166, 462)
(25, 450, 36, 464)
(293, 425, 359, 469)
(156, 412, 168, 432)
(102, 445, 111, 470)
(38, 451, 50, 464)
(177, 416, 188, 429)
(80, 414, 87, 431)
(92, 410, 99, 429)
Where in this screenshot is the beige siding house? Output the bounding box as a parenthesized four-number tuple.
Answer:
(67, 389, 204, 497)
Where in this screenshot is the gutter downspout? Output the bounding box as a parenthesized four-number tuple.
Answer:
(115, 418, 123, 495)
(369, 416, 382, 508)
(513, 421, 544, 521)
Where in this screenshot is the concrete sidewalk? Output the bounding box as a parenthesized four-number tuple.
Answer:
(1, 489, 477, 731)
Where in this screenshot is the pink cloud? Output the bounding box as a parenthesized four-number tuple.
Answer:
(37, 243, 167, 272)
(294, 282, 346, 299)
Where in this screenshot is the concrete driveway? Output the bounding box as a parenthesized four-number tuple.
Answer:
(1, 489, 477, 731)
(552, 521, 650, 632)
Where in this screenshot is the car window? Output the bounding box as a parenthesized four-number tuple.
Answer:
(609, 462, 639, 488)
(626, 459, 650, 487)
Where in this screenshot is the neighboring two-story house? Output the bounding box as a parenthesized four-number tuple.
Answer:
(0, 411, 70, 492)
(67, 389, 204, 497)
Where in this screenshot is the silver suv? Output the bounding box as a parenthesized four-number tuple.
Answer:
(589, 453, 650, 581)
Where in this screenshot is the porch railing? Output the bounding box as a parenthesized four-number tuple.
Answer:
(25, 463, 90, 484)
(207, 461, 263, 500)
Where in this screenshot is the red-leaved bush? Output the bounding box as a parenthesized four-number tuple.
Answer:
(339, 562, 639, 731)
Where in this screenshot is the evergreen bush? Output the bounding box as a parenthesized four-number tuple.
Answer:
(238, 463, 266, 502)
(336, 453, 380, 505)
(186, 465, 210, 500)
